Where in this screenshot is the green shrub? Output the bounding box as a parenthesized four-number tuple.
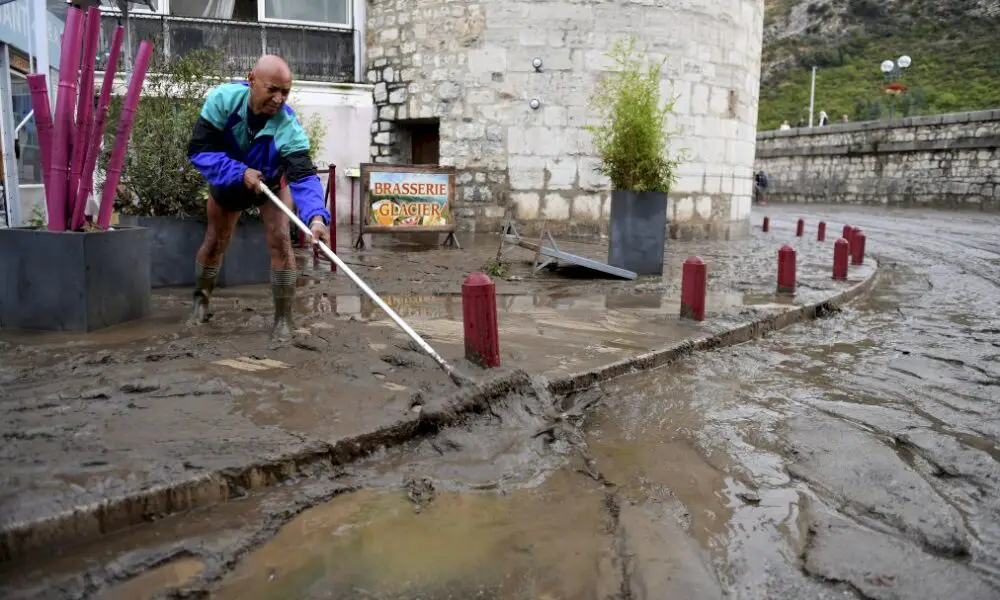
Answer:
(104, 49, 227, 219)
(294, 108, 327, 165)
(585, 35, 682, 194)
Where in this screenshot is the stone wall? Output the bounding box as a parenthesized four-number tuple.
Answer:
(755, 109, 1000, 211)
(364, 0, 764, 239)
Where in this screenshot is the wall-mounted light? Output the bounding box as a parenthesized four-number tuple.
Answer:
(531, 57, 543, 72)
(529, 98, 541, 110)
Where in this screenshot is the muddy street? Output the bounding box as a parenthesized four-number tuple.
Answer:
(214, 206, 997, 600)
(2, 206, 998, 599)
(577, 206, 1000, 599)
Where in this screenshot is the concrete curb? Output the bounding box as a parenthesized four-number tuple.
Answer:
(0, 259, 880, 564)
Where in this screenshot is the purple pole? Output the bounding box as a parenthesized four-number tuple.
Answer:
(69, 6, 102, 230)
(48, 6, 84, 232)
(98, 40, 154, 230)
(76, 26, 124, 230)
(27, 75, 55, 211)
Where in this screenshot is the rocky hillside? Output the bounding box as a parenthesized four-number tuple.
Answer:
(758, 0, 1000, 130)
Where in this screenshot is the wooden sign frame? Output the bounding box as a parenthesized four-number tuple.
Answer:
(353, 163, 460, 249)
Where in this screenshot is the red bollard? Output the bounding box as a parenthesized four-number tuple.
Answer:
(796, 218, 804, 237)
(851, 230, 866, 265)
(817, 221, 826, 242)
(762, 216, 770, 232)
(462, 272, 500, 368)
(313, 165, 338, 271)
(777, 245, 796, 294)
(328, 164, 337, 272)
(833, 238, 849, 280)
(680, 256, 707, 321)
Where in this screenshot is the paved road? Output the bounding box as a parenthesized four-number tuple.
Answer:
(584, 204, 1000, 598)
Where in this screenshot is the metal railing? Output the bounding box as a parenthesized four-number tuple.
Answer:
(96, 14, 356, 83)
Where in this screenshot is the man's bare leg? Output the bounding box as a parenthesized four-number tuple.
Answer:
(190, 196, 241, 324)
(258, 185, 298, 342)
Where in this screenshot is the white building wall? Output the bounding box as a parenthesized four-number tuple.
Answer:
(365, 0, 765, 239)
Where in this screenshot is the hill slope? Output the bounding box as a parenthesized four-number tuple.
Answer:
(758, 0, 1000, 130)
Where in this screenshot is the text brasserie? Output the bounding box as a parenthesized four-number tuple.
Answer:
(372, 182, 448, 197)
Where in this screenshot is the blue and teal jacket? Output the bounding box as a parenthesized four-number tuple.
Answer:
(187, 82, 330, 225)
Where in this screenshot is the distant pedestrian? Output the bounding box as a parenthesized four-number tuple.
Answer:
(780, 120, 791, 130)
(818, 111, 829, 127)
(754, 170, 769, 205)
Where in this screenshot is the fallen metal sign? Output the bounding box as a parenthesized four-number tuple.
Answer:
(499, 218, 637, 280)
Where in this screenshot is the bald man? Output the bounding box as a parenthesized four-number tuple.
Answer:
(187, 55, 331, 342)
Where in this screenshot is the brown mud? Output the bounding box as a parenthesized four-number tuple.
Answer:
(0, 225, 872, 565)
(0, 219, 896, 599)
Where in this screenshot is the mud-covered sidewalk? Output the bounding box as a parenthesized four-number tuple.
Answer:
(0, 223, 875, 562)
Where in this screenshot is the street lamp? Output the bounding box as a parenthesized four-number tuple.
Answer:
(880, 55, 912, 119)
(880, 55, 911, 80)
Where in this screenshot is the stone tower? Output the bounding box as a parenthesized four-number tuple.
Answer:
(365, 0, 764, 239)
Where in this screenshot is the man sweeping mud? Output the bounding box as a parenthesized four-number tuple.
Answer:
(187, 55, 330, 341)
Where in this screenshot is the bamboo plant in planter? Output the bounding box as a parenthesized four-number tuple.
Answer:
(0, 7, 153, 332)
(587, 36, 683, 276)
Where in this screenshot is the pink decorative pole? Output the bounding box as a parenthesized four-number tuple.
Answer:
(76, 26, 124, 228)
(98, 40, 154, 230)
(69, 7, 103, 230)
(48, 6, 84, 231)
(27, 75, 54, 208)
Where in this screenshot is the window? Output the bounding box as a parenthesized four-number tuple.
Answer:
(9, 72, 43, 185)
(101, 0, 350, 26)
(99, 1, 165, 15)
(261, 0, 349, 27)
(170, 0, 248, 20)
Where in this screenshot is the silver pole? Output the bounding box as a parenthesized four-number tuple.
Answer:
(31, 0, 49, 94)
(0, 44, 22, 227)
(257, 183, 467, 385)
(15, 110, 34, 136)
(808, 66, 816, 128)
(26, 0, 33, 75)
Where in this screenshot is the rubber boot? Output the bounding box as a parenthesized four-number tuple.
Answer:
(189, 263, 220, 324)
(270, 270, 297, 342)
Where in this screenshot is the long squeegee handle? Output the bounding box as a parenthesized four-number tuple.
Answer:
(257, 183, 456, 378)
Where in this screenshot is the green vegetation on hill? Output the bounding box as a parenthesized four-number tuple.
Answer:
(759, 2, 1000, 130)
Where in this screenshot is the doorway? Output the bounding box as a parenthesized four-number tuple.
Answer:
(397, 119, 439, 165)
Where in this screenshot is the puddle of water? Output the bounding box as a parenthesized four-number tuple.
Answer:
(94, 557, 205, 600)
(211, 471, 619, 600)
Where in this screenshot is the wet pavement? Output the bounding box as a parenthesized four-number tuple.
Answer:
(0, 221, 872, 569)
(6, 205, 993, 599)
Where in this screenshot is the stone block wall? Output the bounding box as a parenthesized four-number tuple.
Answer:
(365, 0, 764, 239)
(755, 109, 1000, 211)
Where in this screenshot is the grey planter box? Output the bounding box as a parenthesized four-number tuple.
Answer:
(607, 190, 669, 276)
(0, 226, 151, 332)
(118, 216, 270, 288)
